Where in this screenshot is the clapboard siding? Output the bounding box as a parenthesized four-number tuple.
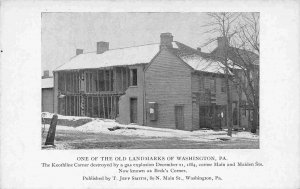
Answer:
(145, 49, 193, 130)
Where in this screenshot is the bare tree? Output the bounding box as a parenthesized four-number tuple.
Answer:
(230, 13, 260, 133)
(202, 12, 260, 134)
(202, 12, 241, 136)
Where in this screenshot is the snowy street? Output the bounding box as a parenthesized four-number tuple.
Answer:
(41, 113, 259, 149)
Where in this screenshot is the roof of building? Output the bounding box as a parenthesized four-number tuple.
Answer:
(55, 43, 161, 71)
(42, 77, 53, 89)
(171, 41, 233, 74)
(55, 41, 231, 75)
(211, 46, 259, 67)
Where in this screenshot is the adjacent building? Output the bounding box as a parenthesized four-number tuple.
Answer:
(53, 33, 255, 130)
(42, 70, 54, 113)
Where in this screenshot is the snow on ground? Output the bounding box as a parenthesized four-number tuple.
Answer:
(232, 131, 259, 139)
(41, 112, 92, 121)
(42, 116, 259, 142)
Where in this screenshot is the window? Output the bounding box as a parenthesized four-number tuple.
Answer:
(110, 70, 114, 91)
(241, 100, 247, 116)
(221, 79, 226, 92)
(210, 77, 216, 93)
(130, 69, 137, 86)
(199, 76, 204, 91)
(105, 70, 110, 91)
(98, 70, 105, 91)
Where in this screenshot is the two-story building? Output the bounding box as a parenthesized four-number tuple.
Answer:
(53, 33, 247, 131)
(210, 37, 259, 129)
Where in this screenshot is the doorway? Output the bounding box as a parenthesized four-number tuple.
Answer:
(130, 98, 138, 123)
(175, 105, 184, 130)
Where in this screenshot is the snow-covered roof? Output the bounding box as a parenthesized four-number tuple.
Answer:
(42, 77, 53, 89)
(55, 43, 160, 71)
(54, 40, 236, 75)
(180, 54, 234, 74)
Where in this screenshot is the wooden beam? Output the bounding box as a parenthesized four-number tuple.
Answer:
(91, 96, 94, 117)
(76, 72, 78, 93)
(88, 96, 91, 117)
(66, 96, 68, 116)
(70, 96, 72, 116)
(78, 72, 80, 92)
(75, 96, 77, 116)
(105, 96, 108, 119)
(90, 73, 92, 93)
(67, 96, 70, 116)
(86, 73, 88, 92)
(77, 96, 79, 116)
(104, 68, 106, 91)
(107, 96, 110, 118)
(97, 70, 99, 92)
(74, 73, 76, 93)
(70, 72, 72, 92)
(125, 68, 128, 88)
(107, 96, 109, 118)
(64, 73, 67, 92)
(129, 69, 133, 86)
(110, 96, 113, 118)
(64, 96, 67, 115)
(98, 96, 100, 118)
(89, 72, 93, 93)
(109, 69, 111, 91)
(114, 96, 117, 118)
(72, 72, 74, 93)
(103, 96, 106, 118)
(121, 68, 124, 91)
(113, 68, 116, 92)
(78, 96, 80, 116)
(72, 96, 75, 116)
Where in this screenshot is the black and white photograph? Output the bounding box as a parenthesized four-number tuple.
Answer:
(1, 1, 300, 188)
(41, 12, 260, 149)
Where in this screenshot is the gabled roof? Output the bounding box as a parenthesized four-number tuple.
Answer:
(55, 40, 231, 75)
(180, 54, 229, 74)
(171, 41, 230, 74)
(211, 46, 259, 67)
(42, 77, 53, 89)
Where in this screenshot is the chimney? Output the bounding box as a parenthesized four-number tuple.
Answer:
(42, 70, 49, 79)
(217, 37, 229, 48)
(76, 49, 83, 55)
(197, 47, 201, 52)
(97, 41, 109, 54)
(160, 33, 173, 49)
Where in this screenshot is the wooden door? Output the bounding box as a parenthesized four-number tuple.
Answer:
(175, 105, 184, 130)
(199, 106, 207, 128)
(199, 106, 212, 129)
(130, 98, 138, 123)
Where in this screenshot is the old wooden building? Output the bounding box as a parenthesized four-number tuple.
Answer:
(53, 33, 249, 130)
(42, 70, 54, 113)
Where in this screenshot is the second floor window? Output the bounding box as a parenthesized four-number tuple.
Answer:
(199, 76, 204, 91)
(210, 77, 216, 93)
(130, 69, 137, 86)
(221, 78, 226, 92)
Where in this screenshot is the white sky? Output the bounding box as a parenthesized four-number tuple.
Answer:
(42, 12, 218, 76)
